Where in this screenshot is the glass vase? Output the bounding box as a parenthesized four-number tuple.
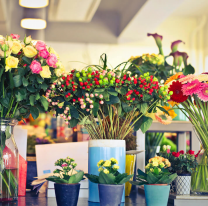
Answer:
(191, 151, 208, 194)
(0, 119, 19, 202)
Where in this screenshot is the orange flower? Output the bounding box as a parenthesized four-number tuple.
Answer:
(155, 111, 172, 125)
(168, 100, 178, 107)
(162, 106, 177, 119)
(165, 72, 183, 85)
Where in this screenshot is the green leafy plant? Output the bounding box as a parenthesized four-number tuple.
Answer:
(85, 158, 133, 185)
(46, 157, 84, 184)
(130, 156, 177, 185)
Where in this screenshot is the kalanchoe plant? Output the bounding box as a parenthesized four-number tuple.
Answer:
(158, 149, 198, 174)
(130, 156, 177, 185)
(85, 158, 133, 185)
(46, 157, 84, 184)
(47, 54, 171, 138)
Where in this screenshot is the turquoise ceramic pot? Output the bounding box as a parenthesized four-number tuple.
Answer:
(144, 185, 170, 206)
(88, 140, 126, 203)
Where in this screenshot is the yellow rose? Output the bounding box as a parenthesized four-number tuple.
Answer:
(23, 45, 37, 58)
(12, 41, 22, 54)
(103, 160, 111, 167)
(25, 35, 32, 44)
(97, 160, 104, 167)
(55, 64, 66, 77)
(152, 161, 158, 167)
(103, 169, 109, 174)
(113, 165, 119, 170)
(40, 65, 51, 78)
(5, 56, 19, 71)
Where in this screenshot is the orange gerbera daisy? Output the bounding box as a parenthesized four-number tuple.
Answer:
(165, 72, 183, 85)
(162, 106, 177, 119)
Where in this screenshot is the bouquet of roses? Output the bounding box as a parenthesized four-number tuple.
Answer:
(46, 54, 171, 139)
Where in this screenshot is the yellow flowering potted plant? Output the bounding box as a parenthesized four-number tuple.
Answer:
(85, 158, 133, 206)
(46, 157, 84, 206)
(130, 156, 177, 206)
(0, 33, 64, 201)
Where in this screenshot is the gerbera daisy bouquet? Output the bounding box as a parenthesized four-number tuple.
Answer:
(166, 72, 208, 192)
(47, 54, 171, 139)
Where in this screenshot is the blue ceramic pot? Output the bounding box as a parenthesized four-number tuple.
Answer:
(144, 184, 170, 206)
(88, 140, 126, 202)
(98, 184, 124, 206)
(54, 183, 80, 206)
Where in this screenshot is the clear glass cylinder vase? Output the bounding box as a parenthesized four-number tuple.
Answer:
(0, 119, 19, 202)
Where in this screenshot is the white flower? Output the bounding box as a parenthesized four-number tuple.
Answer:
(163, 145, 167, 151)
(166, 145, 171, 150)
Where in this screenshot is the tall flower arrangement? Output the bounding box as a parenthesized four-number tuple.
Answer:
(0, 34, 65, 120)
(166, 72, 208, 192)
(47, 54, 171, 139)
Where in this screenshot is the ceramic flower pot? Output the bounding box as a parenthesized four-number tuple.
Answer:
(176, 173, 191, 195)
(88, 139, 126, 202)
(125, 154, 136, 196)
(144, 184, 170, 206)
(98, 184, 124, 206)
(54, 183, 80, 206)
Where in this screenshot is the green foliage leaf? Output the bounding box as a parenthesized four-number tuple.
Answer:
(137, 169, 147, 178)
(41, 82, 48, 91)
(122, 102, 133, 113)
(29, 95, 36, 106)
(115, 87, 127, 95)
(0, 132, 6, 150)
(143, 94, 152, 102)
(68, 171, 84, 184)
(85, 174, 99, 184)
(69, 118, 79, 128)
(108, 87, 118, 96)
(30, 106, 39, 119)
(103, 91, 110, 101)
(0, 97, 9, 108)
(40, 96, 49, 111)
(94, 88, 105, 93)
(140, 103, 148, 114)
(37, 76, 44, 84)
(22, 77, 29, 87)
(0, 67, 4, 80)
(146, 172, 158, 184)
(106, 95, 120, 104)
(92, 102, 99, 116)
(98, 171, 115, 184)
(140, 116, 153, 133)
(36, 93, 40, 100)
(117, 174, 134, 185)
(8, 71, 14, 89)
(5, 126, 11, 139)
(27, 86, 36, 93)
(13, 75, 22, 87)
(20, 108, 28, 114)
(22, 56, 32, 65)
(69, 105, 79, 119)
(14, 88, 27, 101)
(183, 64, 195, 75)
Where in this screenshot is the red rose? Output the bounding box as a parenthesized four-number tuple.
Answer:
(172, 152, 176, 156)
(179, 150, 184, 154)
(127, 77, 131, 81)
(175, 152, 180, 157)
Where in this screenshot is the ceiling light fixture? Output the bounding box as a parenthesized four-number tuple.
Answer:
(19, 0, 49, 8)
(21, 18, 47, 30)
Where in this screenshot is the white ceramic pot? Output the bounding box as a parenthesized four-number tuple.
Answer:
(175, 174, 191, 195)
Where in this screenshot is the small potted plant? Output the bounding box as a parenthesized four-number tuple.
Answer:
(130, 156, 177, 206)
(85, 158, 133, 206)
(46, 157, 84, 206)
(170, 150, 198, 195)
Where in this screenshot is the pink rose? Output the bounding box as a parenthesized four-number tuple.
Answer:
(35, 41, 46, 51)
(46, 53, 58, 68)
(39, 49, 49, 59)
(10, 34, 20, 40)
(30, 60, 42, 74)
(61, 163, 67, 167)
(167, 149, 170, 154)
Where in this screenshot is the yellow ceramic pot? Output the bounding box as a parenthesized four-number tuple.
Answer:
(125, 154, 136, 196)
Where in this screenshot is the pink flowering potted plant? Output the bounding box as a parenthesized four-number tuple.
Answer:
(46, 157, 84, 206)
(0, 34, 63, 201)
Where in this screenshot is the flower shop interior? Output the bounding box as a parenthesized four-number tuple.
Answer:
(1, 0, 208, 206)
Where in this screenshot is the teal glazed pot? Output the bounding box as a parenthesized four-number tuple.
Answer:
(98, 184, 124, 206)
(88, 139, 126, 203)
(144, 184, 170, 206)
